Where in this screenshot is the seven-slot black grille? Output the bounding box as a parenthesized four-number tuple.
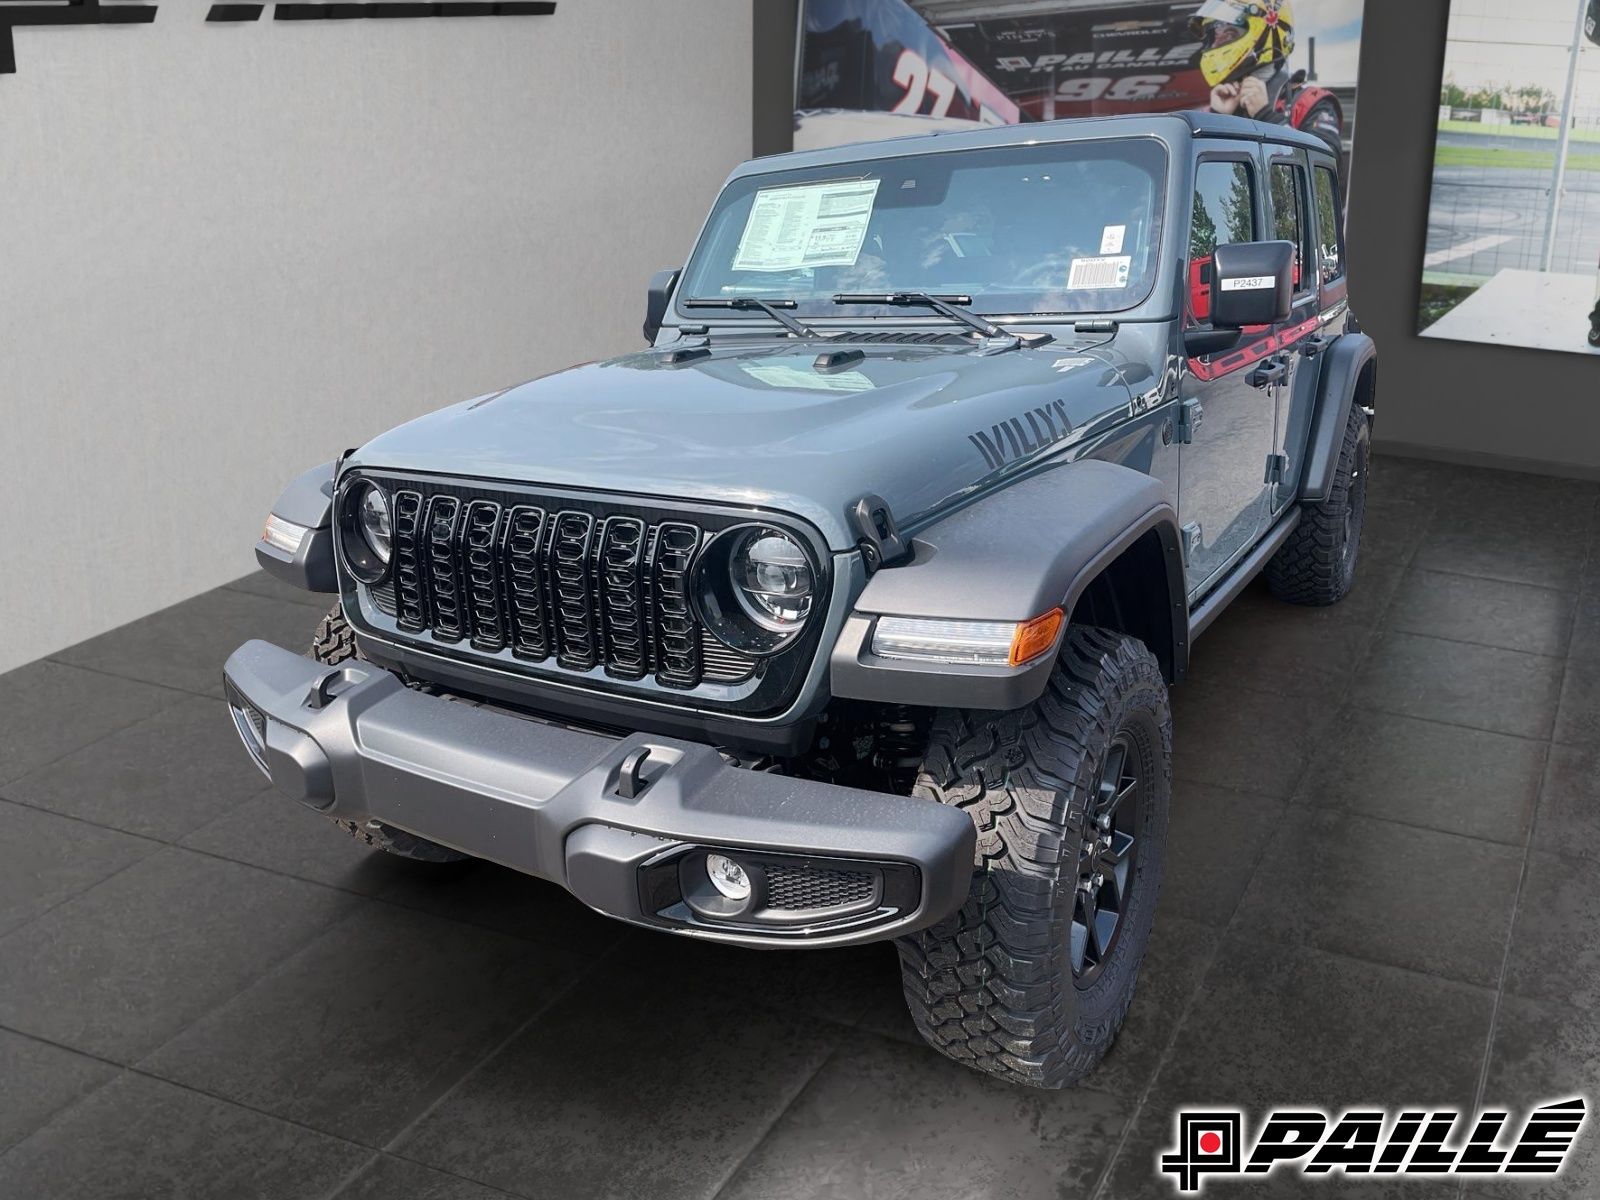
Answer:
(368, 478, 762, 690)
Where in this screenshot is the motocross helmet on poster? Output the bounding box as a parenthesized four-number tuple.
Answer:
(1188, 0, 1296, 88)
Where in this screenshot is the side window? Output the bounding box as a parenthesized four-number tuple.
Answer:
(1270, 160, 1314, 295)
(1188, 160, 1255, 325)
(1313, 165, 1344, 283)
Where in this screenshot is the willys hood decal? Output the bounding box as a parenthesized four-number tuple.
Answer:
(345, 338, 1135, 549)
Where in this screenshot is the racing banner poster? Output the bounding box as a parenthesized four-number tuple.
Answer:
(796, 0, 1365, 156)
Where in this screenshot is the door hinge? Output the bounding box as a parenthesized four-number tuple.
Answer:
(1180, 521, 1202, 566)
(1176, 397, 1203, 445)
(1264, 454, 1288, 485)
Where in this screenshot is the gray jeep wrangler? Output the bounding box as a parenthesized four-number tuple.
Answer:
(226, 111, 1376, 1089)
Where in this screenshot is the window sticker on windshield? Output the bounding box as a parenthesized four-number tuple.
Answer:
(732, 179, 882, 273)
(1100, 225, 1126, 255)
(1068, 256, 1132, 290)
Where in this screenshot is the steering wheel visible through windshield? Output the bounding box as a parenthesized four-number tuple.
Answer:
(677, 136, 1168, 321)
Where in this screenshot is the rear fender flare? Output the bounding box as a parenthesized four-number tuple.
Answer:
(1301, 333, 1377, 503)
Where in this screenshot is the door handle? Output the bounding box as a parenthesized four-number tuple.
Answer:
(1302, 334, 1334, 359)
(1247, 355, 1289, 389)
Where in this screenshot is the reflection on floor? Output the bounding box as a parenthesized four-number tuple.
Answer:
(1, 455, 1597, 1199)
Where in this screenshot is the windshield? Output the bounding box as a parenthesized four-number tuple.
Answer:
(678, 137, 1168, 321)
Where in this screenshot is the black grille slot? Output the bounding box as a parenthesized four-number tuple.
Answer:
(765, 865, 876, 912)
(504, 506, 550, 662)
(551, 511, 598, 671)
(462, 500, 505, 652)
(425, 496, 465, 641)
(598, 517, 647, 680)
(652, 522, 702, 689)
(392, 491, 428, 632)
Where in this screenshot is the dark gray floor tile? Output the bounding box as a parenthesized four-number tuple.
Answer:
(1443, 470, 1599, 536)
(1100, 939, 1494, 1199)
(1553, 657, 1600, 747)
(1503, 852, 1600, 1011)
(1164, 783, 1286, 926)
(718, 1029, 1137, 1200)
(1348, 632, 1565, 740)
(1386, 570, 1575, 658)
(1477, 995, 1600, 1199)
(0, 1028, 118, 1154)
(1171, 683, 1337, 798)
(1186, 582, 1381, 700)
(617, 926, 899, 1028)
(0, 660, 184, 785)
(3, 696, 268, 841)
(0, 798, 159, 939)
(1362, 496, 1438, 567)
(225, 568, 333, 610)
(142, 902, 591, 1146)
(1569, 591, 1600, 662)
(52, 587, 323, 697)
(1536, 743, 1600, 862)
(1293, 709, 1544, 845)
(0, 847, 354, 1062)
(1368, 455, 1467, 510)
(1414, 521, 1587, 593)
(336, 1155, 513, 1200)
(393, 963, 840, 1200)
(0, 1072, 355, 1200)
(376, 859, 631, 957)
(180, 790, 418, 895)
(1232, 808, 1522, 987)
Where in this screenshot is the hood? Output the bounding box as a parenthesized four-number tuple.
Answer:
(345, 337, 1136, 549)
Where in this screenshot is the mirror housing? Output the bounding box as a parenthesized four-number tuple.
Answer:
(1209, 241, 1295, 329)
(644, 268, 681, 344)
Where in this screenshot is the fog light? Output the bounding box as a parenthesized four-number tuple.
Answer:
(706, 853, 751, 901)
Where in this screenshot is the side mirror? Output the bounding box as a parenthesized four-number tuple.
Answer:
(1209, 240, 1295, 329)
(644, 268, 681, 344)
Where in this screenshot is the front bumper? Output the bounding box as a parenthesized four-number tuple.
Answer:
(221, 640, 976, 947)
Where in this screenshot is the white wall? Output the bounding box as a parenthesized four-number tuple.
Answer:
(0, 0, 752, 674)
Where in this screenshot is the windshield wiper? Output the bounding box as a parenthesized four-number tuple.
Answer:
(683, 297, 822, 339)
(832, 292, 1004, 339)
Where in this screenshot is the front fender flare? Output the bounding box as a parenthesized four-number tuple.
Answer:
(830, 460, 1187, 710)
(255, 461, 338, 594)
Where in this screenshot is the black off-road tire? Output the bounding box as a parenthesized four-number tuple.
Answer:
(1264, 402, 1370, 606)
(896, 626, 1172, 1089)
(310, 604, 470, 865)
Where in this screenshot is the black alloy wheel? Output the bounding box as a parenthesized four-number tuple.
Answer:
(1072, 730, 1141, 987)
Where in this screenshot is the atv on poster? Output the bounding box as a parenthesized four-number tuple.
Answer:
(796, 0, 1365, 158)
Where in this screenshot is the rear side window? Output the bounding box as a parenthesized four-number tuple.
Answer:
(1270, 161, 1314, 296)
(1188, 160, 1256, 325)
(1313, 166, 1344, 283)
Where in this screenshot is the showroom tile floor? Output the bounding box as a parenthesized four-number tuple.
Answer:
(0, 455, 1597, 1199)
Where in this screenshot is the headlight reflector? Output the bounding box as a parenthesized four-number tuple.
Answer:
(358, 486, 393, 565)
(873, 608, 1064, 667)
(732, 531, 813, 631)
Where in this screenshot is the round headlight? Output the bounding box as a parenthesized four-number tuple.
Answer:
(358, 486, 392, 565)
(337, 481, 391, 585)
(693, 524, 819, 656)
(732, 531, 813, 631)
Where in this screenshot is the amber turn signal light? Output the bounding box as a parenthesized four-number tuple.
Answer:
(1009, 608, 1065, 667)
